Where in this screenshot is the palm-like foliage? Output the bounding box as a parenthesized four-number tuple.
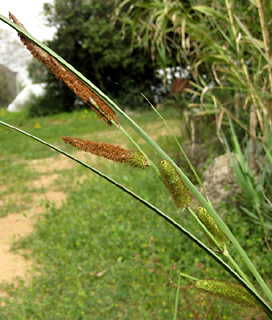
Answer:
(114, 0, 272, 243)
(114, 0, 272, 144)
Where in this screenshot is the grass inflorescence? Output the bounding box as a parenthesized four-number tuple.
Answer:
(62, 136, 149, 169)
(9, 12, 117, 126)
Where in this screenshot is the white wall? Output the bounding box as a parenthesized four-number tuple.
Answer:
(7, 83, 46, 112)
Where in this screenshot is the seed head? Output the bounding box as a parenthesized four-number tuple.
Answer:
(196, 206, 228, 253)
(9, 12, 117, 126)
(195, 280, 259, 308)
(62, 137, 149, 169)
(158, 160, 191, 208)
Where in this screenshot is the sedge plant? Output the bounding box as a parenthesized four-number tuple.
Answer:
(0, 12, 272, 318)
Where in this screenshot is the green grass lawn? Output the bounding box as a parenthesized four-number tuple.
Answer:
(0, 107, 269, 320)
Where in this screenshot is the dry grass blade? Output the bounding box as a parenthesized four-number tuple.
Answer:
(249, 108, 258, 155)
(257, 0, 272, 125)
(216, 109, 225, 144)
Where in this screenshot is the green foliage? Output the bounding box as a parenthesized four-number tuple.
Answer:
(115, 0, 272, 143)
(223, 118, 272, 245)
(26, 85, 77, 117)
(27, 0, 160, 116)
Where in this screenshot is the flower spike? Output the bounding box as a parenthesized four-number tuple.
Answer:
(195, 280, 259, 308)
(9, 12, 117, 125)
(62, 137, 149, 169)
(158, 160, 191, 208)
(196, 206, 228, 254)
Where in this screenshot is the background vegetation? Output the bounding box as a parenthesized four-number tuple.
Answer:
(114, 0, 272, 242)
(28, 0, 162, 116)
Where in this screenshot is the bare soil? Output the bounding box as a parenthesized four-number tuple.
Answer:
(0, 120, 181, 285)
(0, 156, 70, 285)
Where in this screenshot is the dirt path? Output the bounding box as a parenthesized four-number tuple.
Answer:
(0, 155, 73, 285)
(0, 120, 182, 285)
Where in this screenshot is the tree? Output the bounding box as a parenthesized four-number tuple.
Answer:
(28, 0, 161, 115)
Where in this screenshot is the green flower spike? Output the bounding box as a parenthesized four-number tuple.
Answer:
(197, 206, 228, 254)
(158, 160, 192, 208)
(195, 280, 259, 308)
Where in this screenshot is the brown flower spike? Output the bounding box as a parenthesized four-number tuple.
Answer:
(62, 137, 149, 169)
(9, 12, 117, 125)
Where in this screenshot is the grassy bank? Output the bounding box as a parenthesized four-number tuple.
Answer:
(0, 108, 269, 319)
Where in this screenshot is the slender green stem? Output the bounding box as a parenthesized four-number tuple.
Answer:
(188, 208, 256, 291)
(234, 15, 271, 66)
(224, 0, 236, 41)
(0, 119, 271, 317)
(223, 252, 256, 294)
(179, 272, 198, 282)
(173, 274, 181, 320)
(141, 93, 208, 197)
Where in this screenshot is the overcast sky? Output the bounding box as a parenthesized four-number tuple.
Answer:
(0, 0, 56, 85)
(0, 0, 55, 41)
